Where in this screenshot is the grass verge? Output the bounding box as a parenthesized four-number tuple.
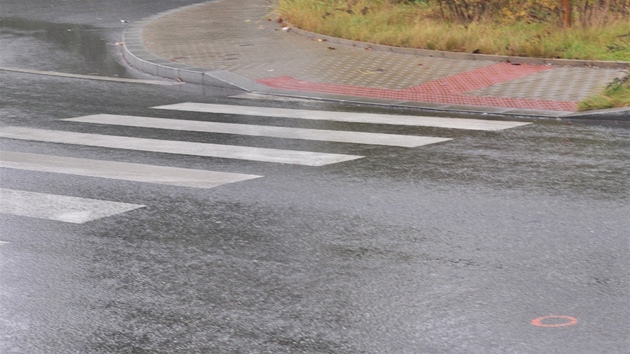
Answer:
(277, 0, 630, 61)
(578, 73, 630, 110)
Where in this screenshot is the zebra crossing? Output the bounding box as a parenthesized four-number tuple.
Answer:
(0, 102, 531, 224)
(0, 188, 145, 224)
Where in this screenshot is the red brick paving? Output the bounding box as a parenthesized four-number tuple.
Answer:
(257, 63, 577, 111)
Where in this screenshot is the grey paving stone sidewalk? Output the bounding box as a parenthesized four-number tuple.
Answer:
(126, 0, 628, 115)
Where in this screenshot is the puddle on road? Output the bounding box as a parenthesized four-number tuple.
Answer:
(0, 17, 132, 78)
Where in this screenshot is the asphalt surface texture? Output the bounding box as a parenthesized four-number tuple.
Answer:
(1, 1, 629, 353)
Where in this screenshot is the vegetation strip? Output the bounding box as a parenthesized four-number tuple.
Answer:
(277, 0, 630, 61)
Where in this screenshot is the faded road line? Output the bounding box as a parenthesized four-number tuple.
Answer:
(0, 66, 180, 85)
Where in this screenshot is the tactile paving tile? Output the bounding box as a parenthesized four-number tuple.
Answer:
(469, 66, 625, 101)
(257, 75, 577, 111)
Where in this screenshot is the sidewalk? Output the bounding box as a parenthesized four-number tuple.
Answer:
(122, 0, 629, 118)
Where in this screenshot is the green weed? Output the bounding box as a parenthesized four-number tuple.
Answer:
(579, 73, 630, 110)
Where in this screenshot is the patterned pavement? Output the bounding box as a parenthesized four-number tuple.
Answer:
(135, 0, 628, 113)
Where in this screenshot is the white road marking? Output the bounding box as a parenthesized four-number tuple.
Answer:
(0, 188, 145, 224)
(0, 127, 363, 166)
(0, 66, 179, 85)
(0, 151, 262, 188)
(152, 102, 531, 131)
(65, 114, 452, 147)
(230, 93, 317, 103)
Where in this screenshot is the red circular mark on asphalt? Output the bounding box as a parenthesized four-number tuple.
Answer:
(531, 315, 578, 328)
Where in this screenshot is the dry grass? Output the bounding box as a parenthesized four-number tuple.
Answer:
(277, 0, 630, 61)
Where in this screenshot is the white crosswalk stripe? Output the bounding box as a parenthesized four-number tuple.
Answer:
(0, 188, 144, 224)
(153, 102, 531, 131)
(0, 126, 364, 166)
(0, 151, 262, 188)
(65, 114, 452, 148)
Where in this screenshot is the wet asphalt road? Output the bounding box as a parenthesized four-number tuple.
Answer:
(1, 1, 630, 353)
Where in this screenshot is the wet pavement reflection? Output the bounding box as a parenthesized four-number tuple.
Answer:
(0, 17, 130, 77)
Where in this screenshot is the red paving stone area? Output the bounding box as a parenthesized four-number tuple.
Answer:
(257, 63, 578, 111)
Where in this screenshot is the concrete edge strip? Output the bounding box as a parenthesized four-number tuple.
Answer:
(0, 66, 179, 85)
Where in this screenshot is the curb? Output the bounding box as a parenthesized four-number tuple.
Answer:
(121, 2, 629, 120)
(122, 2, 248, 91)
(564, 106, 630, 120)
